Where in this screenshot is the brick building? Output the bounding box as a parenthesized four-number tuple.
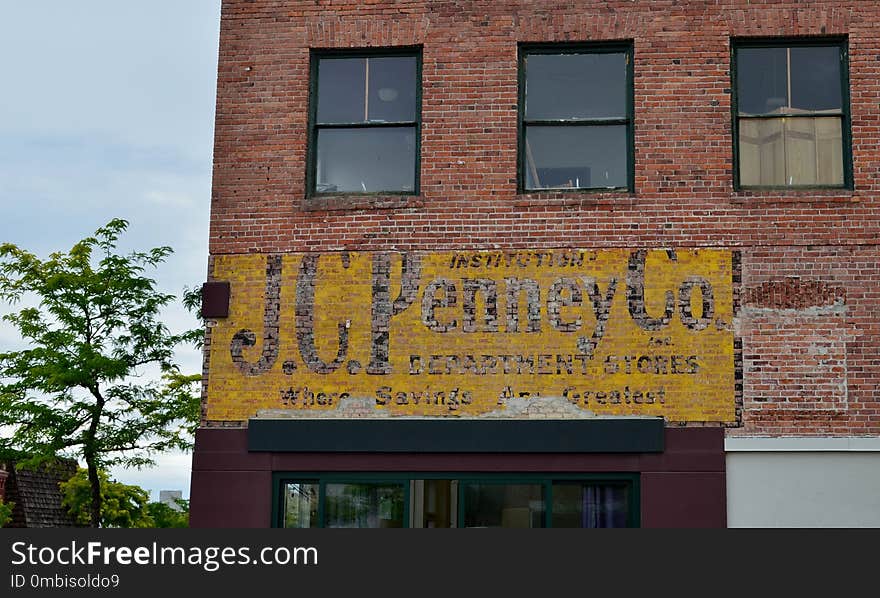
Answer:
(190, 0, 880, 528)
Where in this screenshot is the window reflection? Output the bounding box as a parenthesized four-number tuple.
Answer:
(316, 127, 416, 193)
(317, 56, 417, 124)
(283, 482, 319, 528)
(325, 483, 405, 528)
(317, 58, 366, 123)
(280, 477, 635, 528)
(525, 53, 626, 120)
(525, 125, 627, 189)
(737, 46, 842, 115)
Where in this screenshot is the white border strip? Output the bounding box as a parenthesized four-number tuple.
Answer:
(725, 437, 880, 452)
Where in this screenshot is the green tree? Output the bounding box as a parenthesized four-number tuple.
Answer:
(60, 468, 152, 528)
(147, 498, 189, 528)
(0, 219, 201, 527)
(0, 498, 13, 527)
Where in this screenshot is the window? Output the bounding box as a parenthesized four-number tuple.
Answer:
(462, 482, 545, 528)
(307, 48, 421, 196)
(276, 474, 638, 528)
(324, 482, 406, 528)
(519, 43, 634, 192)
(551, 481, 631, 528)
(733, 39, 851, 189)
(283, 482, 319, 528)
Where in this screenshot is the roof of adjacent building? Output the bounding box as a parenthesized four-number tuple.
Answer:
(2, 458, 79, 528)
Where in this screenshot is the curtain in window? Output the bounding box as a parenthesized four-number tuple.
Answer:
(739, 116, 843, 186)
(582, 484, 628, 528)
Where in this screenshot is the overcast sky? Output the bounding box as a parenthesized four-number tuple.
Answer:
(0, 1, 223, 500)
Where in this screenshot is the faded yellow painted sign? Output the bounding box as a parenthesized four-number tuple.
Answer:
(206, 249, 735, 422)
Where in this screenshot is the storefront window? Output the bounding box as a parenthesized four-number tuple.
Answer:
(278, 475, 637, 528)
(462, 482, 545, 528)
(283, 482, 319, 529)
(551, 482, 630, 528)
(325, 482, 406, 528)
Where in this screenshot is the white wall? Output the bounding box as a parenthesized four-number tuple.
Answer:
(726, 438, 880, 528)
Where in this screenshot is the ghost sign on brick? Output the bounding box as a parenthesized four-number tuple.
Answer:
(205, 249, 735, 422)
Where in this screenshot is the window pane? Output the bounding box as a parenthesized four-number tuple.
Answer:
(738, 117, 843, 186)
(739, 118, 785, 185)
(283, 483, 319, 528)
(367, 56, 417, 122)
(785, 117, 843, 185)
(737, 47, 788, 115)
(790, 46, 842, 112)
(525, 52, 627, 120)
(325, 483, 405, 528)
(552, 483, 630, 528)
(316, 127, 416, 193)
(524, 125, 627, 189)
(317, 58, 366, 123)
(462, 483, 544, 528)
(420, 479, 455, 528)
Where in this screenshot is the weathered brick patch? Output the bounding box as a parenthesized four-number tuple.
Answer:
(731, 245, 879, 437)
(742, 279, 846, 311)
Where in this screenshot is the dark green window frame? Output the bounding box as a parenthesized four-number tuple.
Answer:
(306, 47, 422, 198)
(731, 37, 852, 191)
(272, 472, 640, 528)
(517, 42, 635, 194)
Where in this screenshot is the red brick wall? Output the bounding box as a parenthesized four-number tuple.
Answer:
(207, 1, 880, 436)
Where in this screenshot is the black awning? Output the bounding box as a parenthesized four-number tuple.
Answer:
(248, 418, 664, 453)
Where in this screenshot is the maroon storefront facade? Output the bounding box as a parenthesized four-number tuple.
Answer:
(191, 427, 725, 528)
